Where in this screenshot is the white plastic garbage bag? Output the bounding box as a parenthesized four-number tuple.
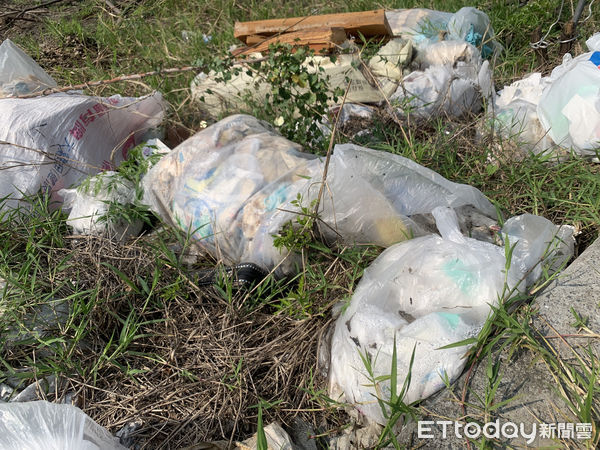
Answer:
(0, 39, 165, 211)
(391, 57, 492, 118)
(537, 50, 600, 155)
(329, 206, 573, 424)
(142, 115, 498, 275)
(0, 39, 56, 97)
(385, 7, 500, 58)
(0, 400, 125, 450)
(59, 139, 170, 239)
(59, 171, 141, 239)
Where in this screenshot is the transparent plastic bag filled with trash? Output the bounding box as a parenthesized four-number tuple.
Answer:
(328, 206, 574, 424)
(0, 39, 165, 212)
(487, 32, 600, 160)
(141, 114, 498, 276)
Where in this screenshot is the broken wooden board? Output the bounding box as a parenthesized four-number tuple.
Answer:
(238, 27, 347, 56)
(234, 9, 391, 44)
(236, 42, 337, 57)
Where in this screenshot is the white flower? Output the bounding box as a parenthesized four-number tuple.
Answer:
(274, 116, 285, 127)
(199, 120, 208, 129)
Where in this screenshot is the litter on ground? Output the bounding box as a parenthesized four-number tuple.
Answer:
(0, 3, 598, 449)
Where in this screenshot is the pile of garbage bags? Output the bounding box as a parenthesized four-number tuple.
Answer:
(0, 19, 584, 434)
(140, 114, 574, 422)
(0, 39, 165, 211)
(192, 6, 499, 122)
(489, 32, 600, 159)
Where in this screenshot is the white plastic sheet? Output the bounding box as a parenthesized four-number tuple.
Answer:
(0, 401, 125, 450)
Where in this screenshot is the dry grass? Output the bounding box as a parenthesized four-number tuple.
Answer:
(1, 228, 362, 448)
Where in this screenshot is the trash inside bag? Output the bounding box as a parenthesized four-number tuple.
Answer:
(446, 7, 499, 59)
(391, 56, 493, 118)
(328, 206, 573, 424)
(142, 115, 497, 275)
(0, 39, 166, 211)
(489, 33, 600, 158)
(385, 7, 501, 58)
(537, 50, 600, 155)
(142, 114, 321, 274)
(0, 400, 125, 450)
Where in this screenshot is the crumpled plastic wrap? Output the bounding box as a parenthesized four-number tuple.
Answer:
(328, 206, 574, 424)
(0, 400, 125, 449)
(391, 45, 493, 118)
(142, 115, 497, 275)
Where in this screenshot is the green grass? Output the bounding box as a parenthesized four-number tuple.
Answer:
(1, 0, 600, 447)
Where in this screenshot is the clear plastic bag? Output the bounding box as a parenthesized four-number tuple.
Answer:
(328, 206, 573, 424)
(142, 116, 498, 275)
(446, 7, 501, 59)
(142, 114, 320, 274)
(0, 401, 125, 450)
(0, 39, 57, 97)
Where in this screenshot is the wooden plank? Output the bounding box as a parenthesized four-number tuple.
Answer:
(237, 27, 347, 56)
(234, 9, 391, 44)
(246, 34, 268, 45)
(238, 41, 338, 57)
